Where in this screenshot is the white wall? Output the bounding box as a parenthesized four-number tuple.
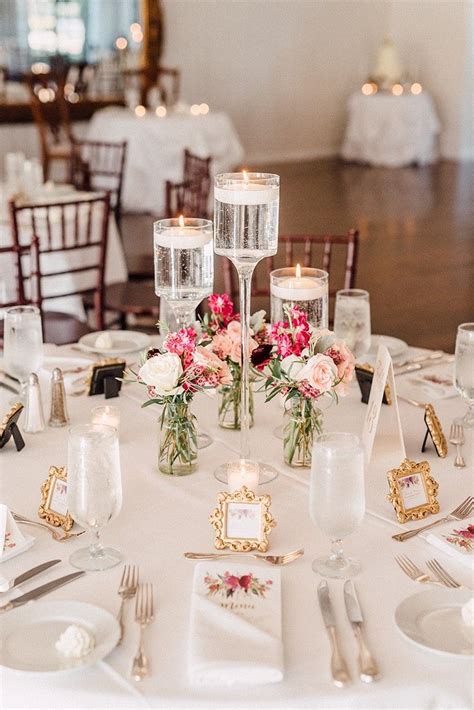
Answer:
(161, 0, 472, 162)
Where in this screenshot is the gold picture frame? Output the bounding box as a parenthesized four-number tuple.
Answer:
(209, 486, 276, 552)
(387, 458, 439, 523)
(38, 466, 73, 531)
(423, 404, 448, 458)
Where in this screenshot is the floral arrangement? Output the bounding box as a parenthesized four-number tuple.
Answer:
(204, 570, 273, 599)
(200, 294, 269, 429)
(253, 305, 355, 466)
(444, 524, 474, 553)
(135, 327, 231, 474)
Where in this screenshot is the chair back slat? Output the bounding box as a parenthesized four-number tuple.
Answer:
(165, 178, 210, 219)
(322, 239, 332, 273)
(183, 149, 211, 184)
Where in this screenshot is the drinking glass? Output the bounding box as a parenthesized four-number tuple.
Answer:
(214, 172, 280, 484)
(454, 323, 474, 427)
(334, 289, 371, 360)
(67, 424, 123, 571)
(154, 217, 213, 328)
(310, 432, 365, 578)
(3, 306, 43, 402)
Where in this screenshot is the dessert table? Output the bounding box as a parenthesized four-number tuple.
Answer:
(0, 341, 472, 708)
(341, 92, 441, 167)
(87, 107, 244, 214)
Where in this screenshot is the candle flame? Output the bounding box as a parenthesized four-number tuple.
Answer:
(242, 169, 249, 183)
(295, 263, 302, 278)
(178, 215, 185, 227)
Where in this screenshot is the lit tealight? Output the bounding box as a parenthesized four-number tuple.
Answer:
(361, 82, 374, 96)
(199, 102, 209, 115)
(130, 22, 141, 33)
(135, 105, 146, 117)
(91, 405, 120, 432)
(115, 37, 128, 50)
(67, 92, 79, 104)
(132, 30, 143, 43)
(228, 459, 259, 492)
(410, 82, 423, 95)
(155, 105, 167, 118)
(38, 87, 54, 103)
(190, 104, 200, 116)
(392, 83, 403, 96)
(31, 62, 50, 75)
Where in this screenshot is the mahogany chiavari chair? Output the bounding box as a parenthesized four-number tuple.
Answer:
(164, 177, 211, 219)
(220, 230, 359, 325)
(25, 70, 74, 181)
(70, 139, 128, 228)
(9, 192, 110, 345)
(183, 149, 211, 185)
(0, 242, 31, 346)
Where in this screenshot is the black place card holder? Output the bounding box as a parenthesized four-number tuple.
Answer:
(0, 403, 25, 452)
(355, 364, 392, 406)
(88, 361, 126, 399)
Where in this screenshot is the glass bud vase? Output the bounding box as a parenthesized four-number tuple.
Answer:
(218, 379, 254, 430)
(158, 400, 198, 475)
(283, 396, 322, 468)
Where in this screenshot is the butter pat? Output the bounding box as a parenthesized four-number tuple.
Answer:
(95, 332, 114, 349)
(55, 624, 95, 659)
(461, 597, 474, 627)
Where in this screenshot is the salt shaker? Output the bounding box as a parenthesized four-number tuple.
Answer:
(23, 373, 46, 433)
(48, 368, 69, 427)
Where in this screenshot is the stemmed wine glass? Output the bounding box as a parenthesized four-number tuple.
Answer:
(154, 216, 214, 448)
(454, 323, 474, 427)
(334, 289, 371, 361)
(67, 424, 123, 571)
(214, 172, 280, 484)
(309, 432, 365, 578)
(3, 305, 43, 402)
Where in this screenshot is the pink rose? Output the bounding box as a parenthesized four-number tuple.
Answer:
(326, 340, 355, 395)
(193, 346, 232, 385)
(211, 332, 232, 360)
(227, 320, 242, 341)
(295, 354, 337, 393)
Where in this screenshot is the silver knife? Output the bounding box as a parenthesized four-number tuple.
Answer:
(317, 581, 351, 687)
(0, 571, 85, 613)
(395, 354, 454, 376)
(1, 559, 61, 593)
(0, 380, 20, 395)
(344, 581, 380, 683)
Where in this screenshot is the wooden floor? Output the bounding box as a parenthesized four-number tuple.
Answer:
(122, 158, 473, 351)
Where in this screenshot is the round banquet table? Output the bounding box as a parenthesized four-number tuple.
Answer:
(87, 107, 245, 214)
(0, 341, 472, 709)
(341, 92, 441, 167)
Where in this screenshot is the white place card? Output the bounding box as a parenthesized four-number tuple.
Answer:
(0, 504, 34, 563)
(362, 344, 406, 463)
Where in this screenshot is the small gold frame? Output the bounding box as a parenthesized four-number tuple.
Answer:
(355, 363, 392, 405)
(423, 404, 448, 458)
(38, 466, 73, 531)
(387, 458, 440, 523)
(209, 486, 276, 552)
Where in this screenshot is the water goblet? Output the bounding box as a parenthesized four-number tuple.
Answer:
(67, 424, 123, 571)
(309, 432, 365, 578)
(454, 323, 474, 427)
(3, 305, 43, 402)
(334, 289, 371, 360)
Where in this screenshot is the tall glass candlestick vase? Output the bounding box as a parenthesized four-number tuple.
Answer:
(154, 216, 214, 448)
(214, 172, 280, 484)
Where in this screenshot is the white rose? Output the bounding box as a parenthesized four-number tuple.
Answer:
(138, 353, 182, 395)
(295, 353, 337, 393)
(281, 354, 304, 379)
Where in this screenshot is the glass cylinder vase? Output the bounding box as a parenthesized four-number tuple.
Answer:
(158, 400, 198, 475)
(283, 396, 323, 468)
(218, 378, 254, 430)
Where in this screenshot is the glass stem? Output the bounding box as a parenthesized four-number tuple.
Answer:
(89, 527, 103, 558)
(238, 265, 255, 461)
(172, 306, 194, 329)
(329, 538, 344, 563)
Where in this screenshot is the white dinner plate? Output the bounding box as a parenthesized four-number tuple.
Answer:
(395, 588, 474, 658)
(369, 335, 409, 361)
(0, 600, 120, 674)
(78, 330, 150, 356)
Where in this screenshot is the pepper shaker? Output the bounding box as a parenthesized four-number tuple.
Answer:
(48, 368, 69, 427)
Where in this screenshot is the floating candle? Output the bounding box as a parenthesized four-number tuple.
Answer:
(271, 264, 327, 301)
(214, 171, 279, 206)
(154, 215, 213, 248)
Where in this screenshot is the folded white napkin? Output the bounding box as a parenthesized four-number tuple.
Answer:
(423, 517, 474, 570)
(0, 504, 34, 564)
(188, 561, 283, 686)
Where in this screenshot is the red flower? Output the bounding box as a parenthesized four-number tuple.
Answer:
(225, 575, 240, 588)
(239, 574, 253, 590)
(208, 294, 235, 323)
(453, 527, 474, 539)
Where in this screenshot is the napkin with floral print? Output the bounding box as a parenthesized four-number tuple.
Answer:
(188, 561, 283, 686)
(424, 517, 474, 570)
(0, 504, 34, 564)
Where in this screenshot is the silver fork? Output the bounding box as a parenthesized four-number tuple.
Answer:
(395, 555, 445, 587)
(12, 513, 85, 542)
(132, 583, 154, 681)
(449, 422, 466, 468)
(392, 496, 474, 541)
(117, 565, 139, 644)
(426, 559, 462, 589)
(184, 549, 304, 565)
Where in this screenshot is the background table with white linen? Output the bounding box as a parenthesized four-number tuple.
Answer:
(341, 92, 441, 167)
(0, 343, 472, 709)
(0, 187, 128, 320)
(87, 107, 244, 214)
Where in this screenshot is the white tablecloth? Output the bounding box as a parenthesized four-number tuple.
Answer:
(341, 92, 441, 167)
(87, 107, 244, 213)
(0, 189, 128, 320)
(0, 343, 472, 708)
